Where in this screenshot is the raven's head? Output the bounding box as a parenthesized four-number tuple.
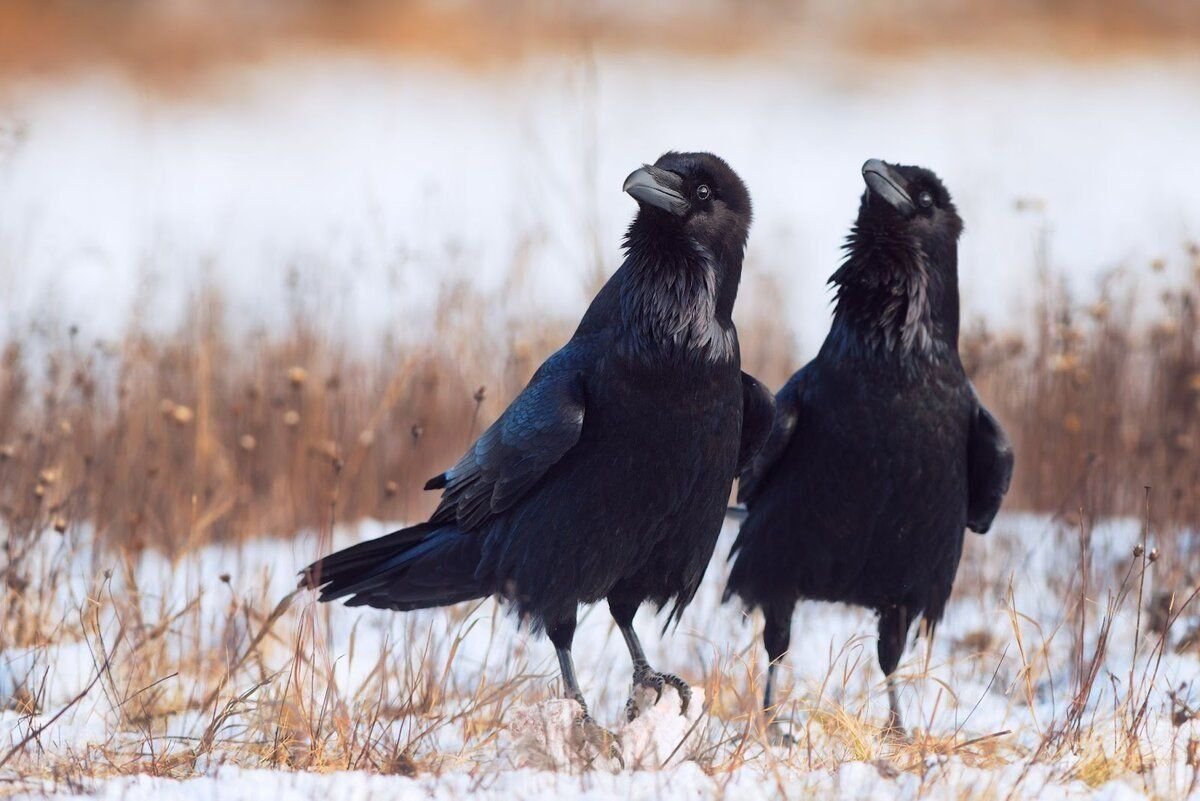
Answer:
(616, 152, 752, 365)
(623, 151, 752, 262)
(830, 160, 963, 357)
(858, 159, 962, 246)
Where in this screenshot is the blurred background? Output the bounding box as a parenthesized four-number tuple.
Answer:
(2, 0, 1200, 550)
(4, 5, 1200, 790)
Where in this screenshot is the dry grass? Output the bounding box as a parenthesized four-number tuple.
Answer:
(3, 245, 1199, 558)
(965, 241, 1200, 533)
(3, 241, 1200, 794)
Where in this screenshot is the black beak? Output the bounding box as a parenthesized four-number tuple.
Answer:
(623, 165, 688, 216)
(862, 159, 915, 216)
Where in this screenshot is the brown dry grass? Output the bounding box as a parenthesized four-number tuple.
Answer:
(965, 242, 1200, 536)
(4, 245, 1200, 559)
(3, 233, 1200, 794)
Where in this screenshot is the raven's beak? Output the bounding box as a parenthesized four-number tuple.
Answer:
(862, 159, 915, 215)
(623, 165, 688, 216)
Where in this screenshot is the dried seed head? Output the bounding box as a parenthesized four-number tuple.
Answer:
(219, 573, 231, 584)
(1153, 319, 1180, 339)
(358, 429, 376, 448)
(1087, 301, 1110, 322)
(53, 517, 67, 534)
(287, 366, 308, 388)
(38, 467, 60, 485)
(238, 434, 257, 452)
(1149, 548, 1160, 563)
(283, 410, 301, 427)
(411, 424, 424, 441)
(1151, 257, 1166, 273)
(0, 443, 14, 461)
(58, 419, 73, 436)
(1050, 353, 1078, 373)
(1134, 543, 1145, 558)
(473, 386, 487, 403)
(1063, 413, 1083, 434)
(33, 484, 45, 500)
(172, 405, 194, 426)
(159, 398, 176, 417)
(384, 480, 399, 497)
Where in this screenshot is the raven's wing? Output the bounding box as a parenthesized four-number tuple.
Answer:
(966, 401, 1014, 533)
(737, 367, 806, 505)
(737, 371, 776, 474)
(425, 358, 586, 532)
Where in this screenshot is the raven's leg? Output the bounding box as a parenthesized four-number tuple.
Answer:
(547, 615, 622, 765)
(762, 601, 793, 715)
(608, 600, 691, 720)
(762, 601, 795, 745)
(877, 604, 912, 738)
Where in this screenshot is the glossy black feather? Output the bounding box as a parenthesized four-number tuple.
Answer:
(966, 404, 1014, 533)
(725, 162, 1014, 686)
(737, 372, 777, 474)
(303, 151, 765, 640)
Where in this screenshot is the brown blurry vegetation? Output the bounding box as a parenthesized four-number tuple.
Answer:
(964, 241, 1200, 533)
(2, 244, 1200, 561)
(2, 0, 1200, 83)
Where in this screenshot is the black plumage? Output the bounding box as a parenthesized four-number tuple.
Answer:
(725, 159, 1014, 734)
(302, 152, 774, 740)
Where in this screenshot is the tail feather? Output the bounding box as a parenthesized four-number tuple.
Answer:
(300, 522, 488, 611)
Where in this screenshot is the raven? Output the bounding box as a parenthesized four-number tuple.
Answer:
(725, 159, 1013, 736)
(302, 152, 775, 751)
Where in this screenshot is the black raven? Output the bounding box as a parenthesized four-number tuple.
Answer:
(302, 152, 775, 750)
(725, 159, 1013, 736)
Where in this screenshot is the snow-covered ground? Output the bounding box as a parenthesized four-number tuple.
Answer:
(3, 514, 1199, 799)
(2, 52, 1199, 351)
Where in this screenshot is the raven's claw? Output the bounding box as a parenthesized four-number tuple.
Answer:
(626, 663, 691, 720)
(573, 712, 623, 768)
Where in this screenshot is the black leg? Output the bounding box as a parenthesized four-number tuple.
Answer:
(762, 602, 793, 715)
(609, 599, 691, 719)
(547, 615, 622, 766)
(877, 604, 912, 738)
(548, 617, 586, 707)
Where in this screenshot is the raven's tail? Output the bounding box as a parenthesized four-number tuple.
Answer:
(299, 522, 488, 611)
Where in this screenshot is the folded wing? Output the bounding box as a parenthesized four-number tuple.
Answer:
(966, 402, 1014, 533)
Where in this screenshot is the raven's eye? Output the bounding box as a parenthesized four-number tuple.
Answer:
(695, 184, 712, 201)
(918, 191, 934, 209)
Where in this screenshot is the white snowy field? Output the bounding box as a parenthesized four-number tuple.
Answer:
(3, 514, 1200, 800)
(2, 50, 1199, 352)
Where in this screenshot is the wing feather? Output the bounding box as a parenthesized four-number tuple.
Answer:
(426, 359, 587, 531)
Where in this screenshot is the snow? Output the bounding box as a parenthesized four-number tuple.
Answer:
(3, 514, 1200, 799)
(2, 52, 1199, 352)
(3, 45, 1200, 800)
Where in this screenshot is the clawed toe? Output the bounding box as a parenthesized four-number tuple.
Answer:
(575, 713, 624, 768)
(767, 720, 796, 747)
(627, 665, 692, 719)
(882, 722, 911, 743)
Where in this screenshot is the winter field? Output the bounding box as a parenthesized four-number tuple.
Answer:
(3, 513, 1200, 800)
(4, 5, 1200, 799)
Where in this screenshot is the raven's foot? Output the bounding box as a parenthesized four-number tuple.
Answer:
(625, 662, 692, 720)
(572, 711, 623, 768)
(881, 709, 910, 743)
(767, 720, 797, 747)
